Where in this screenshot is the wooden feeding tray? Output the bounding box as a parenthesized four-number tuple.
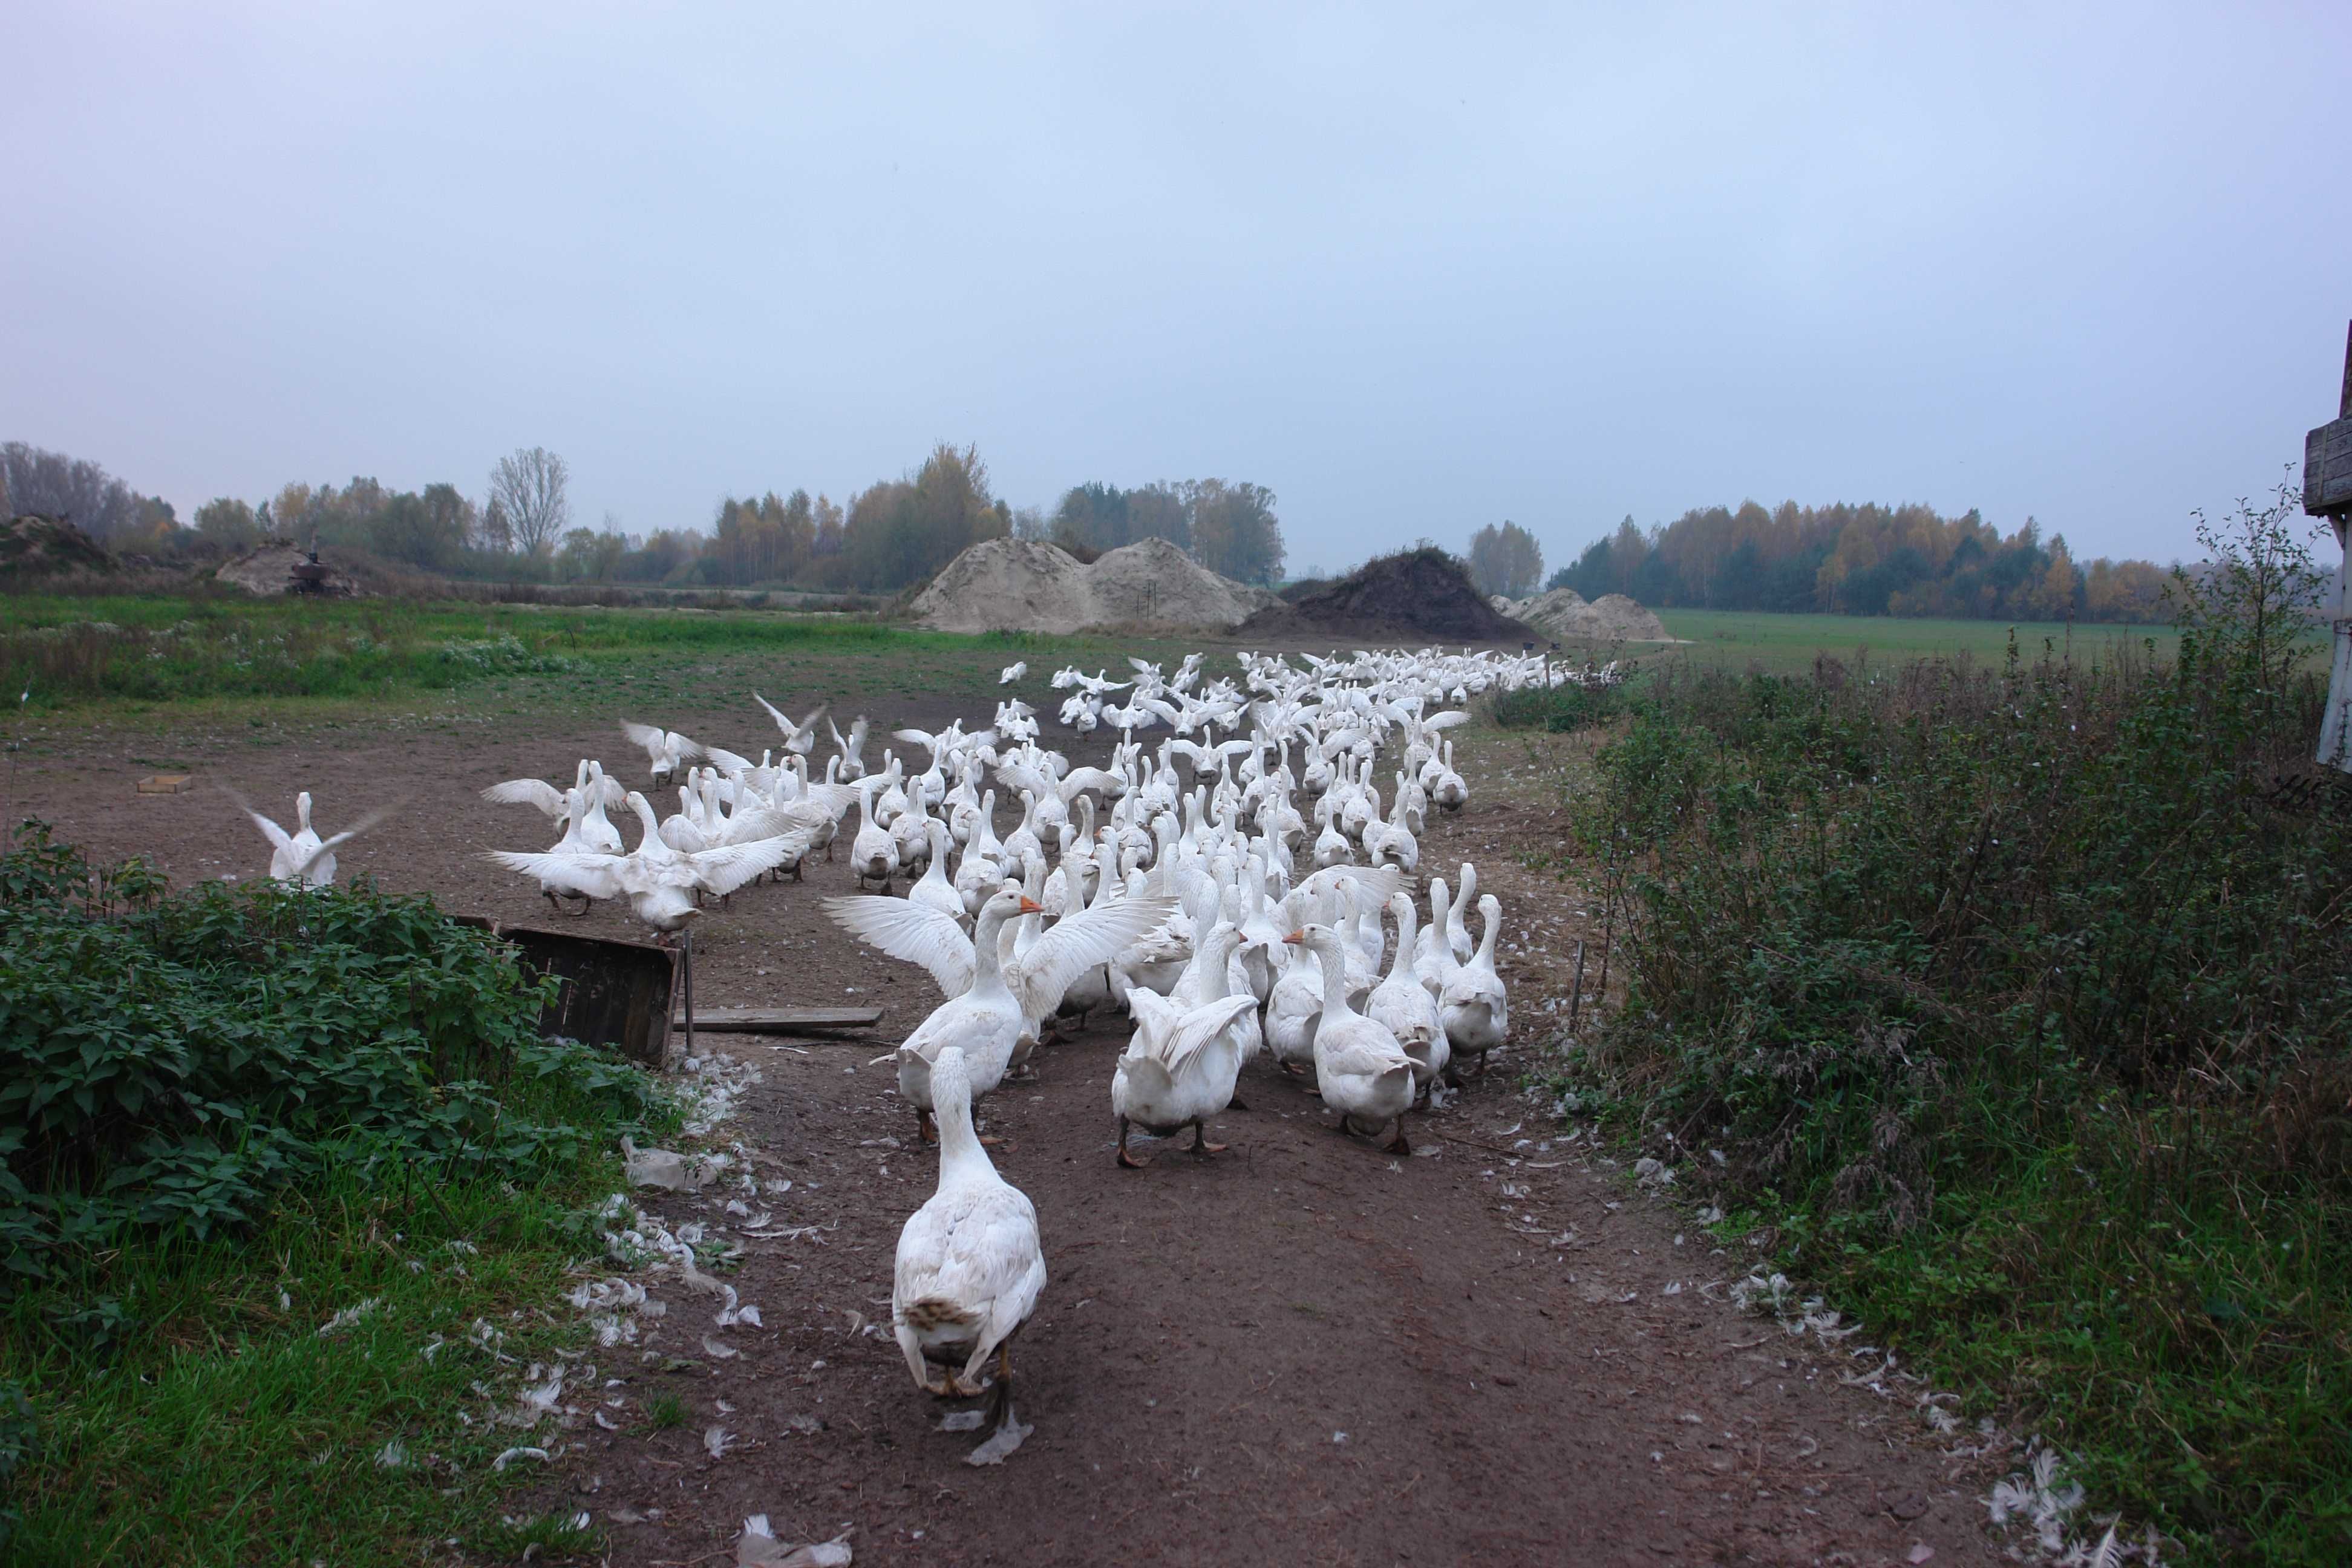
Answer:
(137, 774, 196, 795)
(457, 921, 682, 1069)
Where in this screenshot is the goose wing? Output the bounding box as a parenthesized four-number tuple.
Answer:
(481, 778, 568, 817)
(1008, 893, 1177, 1021)
(684, 832, 808, 898)
(1155, 993, 1259, 1079)
(486, 849, 625, 898)
(822, 896, 977, 996)
(285, 807, 396, 881)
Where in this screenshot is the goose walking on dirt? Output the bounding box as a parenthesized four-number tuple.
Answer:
(1111, 988, 1261, 1168)
(1286, 923, 1417, 1154)
(1439, 893, 1509, 1079)
(892, 1044, 1045, 1431)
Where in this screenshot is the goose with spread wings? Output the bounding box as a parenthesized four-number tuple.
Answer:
(234, 789, 396, 889)
(825, 883, 1176, 1141)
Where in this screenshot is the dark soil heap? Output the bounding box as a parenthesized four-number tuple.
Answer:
(1243, 546, 1537, 644)
(1, 514, 115, 577)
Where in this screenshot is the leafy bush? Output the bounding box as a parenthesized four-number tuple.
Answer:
(1558, 492, 2352, 1561)
(0, 823, 662, 1276)
(1486, 681, 1623, 733)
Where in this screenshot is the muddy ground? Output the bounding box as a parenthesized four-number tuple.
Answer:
(10, 668, 2008, 1567)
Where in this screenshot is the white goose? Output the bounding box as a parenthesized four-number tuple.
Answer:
(829, 713, 872, 780)
(238, 790, 392, 889)
(1110, 988, 1261, 1168)
(1439, 893, 1509, 1077)
(620, 722, 702, 786)
(1368, 892, 1447, 1095)
(826, 885, 1175, 1140)
(1285, 923, 1417, 1153)
(849, 776, 900, 890)
(753, 692, 829, 758)
(891, 1044, 1045, 1421)
(906, 821, 965, 927)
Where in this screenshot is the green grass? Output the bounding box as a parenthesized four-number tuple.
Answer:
(1651, 606, 2187, 675)
(0, 592, 1210, 727)
(4, 1165, 632, 1564)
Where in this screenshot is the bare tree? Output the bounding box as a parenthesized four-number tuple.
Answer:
(1, 442, 144, 538)
(489, 447, 570, 557)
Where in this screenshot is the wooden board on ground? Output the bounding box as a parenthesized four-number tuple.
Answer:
(137, 774, 195, 794)
(668, 1006, 883, 1037)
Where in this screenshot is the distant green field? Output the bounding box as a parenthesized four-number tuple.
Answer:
(1648, 607, 2183, 675)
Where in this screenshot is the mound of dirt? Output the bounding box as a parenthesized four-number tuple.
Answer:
(1240, 548, 1537, 644)
(1515, 587, 1672, 641)
(216, 539, 367, 596)
(909, 536, 1278, 634)
(1, 514, 114, 576)
(1083, 537, 1281, 629)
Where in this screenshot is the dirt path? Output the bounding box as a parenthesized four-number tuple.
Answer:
(10, 691, 2006, 1567)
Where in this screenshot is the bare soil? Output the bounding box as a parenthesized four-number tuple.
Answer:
(1250, 551, 1538, 645)
(9, 681, 2006, 1568)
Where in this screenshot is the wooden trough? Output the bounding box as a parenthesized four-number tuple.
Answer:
(449, 916, 883, 1067)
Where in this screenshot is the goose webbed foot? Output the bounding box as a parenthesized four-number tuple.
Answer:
(917, 1109, 938, 1145)
(1188, 1123, 1227, 1158)
(1116, 1116, 1150, 1169)
(1383, 1120, 1412, 1156)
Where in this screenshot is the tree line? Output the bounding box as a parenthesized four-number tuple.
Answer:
(6, 438, 1284, 595)
(1025, 478, 1285, 585)
(1547, 501, 2175, 622)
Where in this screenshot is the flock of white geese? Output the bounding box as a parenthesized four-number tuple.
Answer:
(241, 644, 1608, 1441)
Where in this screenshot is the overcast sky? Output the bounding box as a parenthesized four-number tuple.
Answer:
(6, 1, 2347, 572)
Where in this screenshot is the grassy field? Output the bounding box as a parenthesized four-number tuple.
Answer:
(0, 593, 1209, 731)
(1649, 606, 2185, 675)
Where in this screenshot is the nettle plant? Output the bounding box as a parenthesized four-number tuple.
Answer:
(0, 822, 664, 1278)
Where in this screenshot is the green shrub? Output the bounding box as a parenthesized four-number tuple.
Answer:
(1487, 681, 1623, 732)
(1558, 492, 2352, 1561)
(0, 823, 661, 1277)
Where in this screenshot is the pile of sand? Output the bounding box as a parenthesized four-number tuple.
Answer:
(1242, 548, 1535, 644)
(0, 514, 114, 576)
(910, 536, 1278, 633)
(1509, 586, 1674, 642)
(216, 539, 365, 596)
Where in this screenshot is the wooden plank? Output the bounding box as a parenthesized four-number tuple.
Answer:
(668, 1006, 883, 1036)
(2310, 321, 2352, 518)
(2305, 414, 2352, 517)
(136, 774, 195, 794)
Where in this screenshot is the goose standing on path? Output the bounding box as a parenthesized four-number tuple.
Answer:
(1286, 922, 1417, 1154)
(892, 1044, 1045, 1431)
(1439, 893, 1509, 1079)
(1111, 988, 1261, 1168)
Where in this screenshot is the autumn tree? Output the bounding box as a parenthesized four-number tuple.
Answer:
(490, 447, 570, 557)
(194, 497, 262, 552)
(1185, 479, 1284, 584)
(1468, 521, 1544, 598)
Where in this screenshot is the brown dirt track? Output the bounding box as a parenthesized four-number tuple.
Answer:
(8, 667, 2007, 1568)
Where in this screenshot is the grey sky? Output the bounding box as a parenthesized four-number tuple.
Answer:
(6, 2, 2347, 572)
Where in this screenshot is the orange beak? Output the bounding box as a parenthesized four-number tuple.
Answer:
(1282, 928, 1305, 945)
(1018, 897, 1045, 914)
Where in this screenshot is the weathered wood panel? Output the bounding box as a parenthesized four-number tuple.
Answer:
(667, 1006, 883, 1036)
